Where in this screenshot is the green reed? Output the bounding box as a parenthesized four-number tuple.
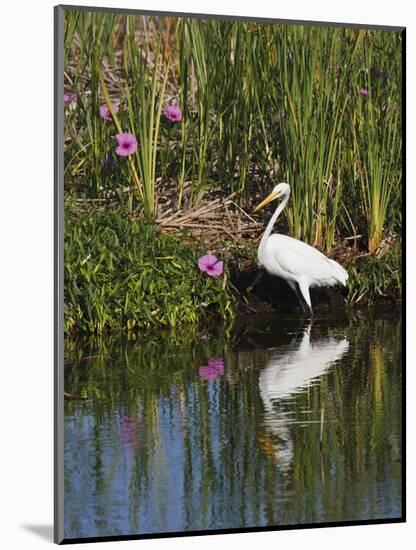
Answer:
(266, 27, 363, 251)
(177, 18, 214, 204)
(177, 20, 278, 203)
(211, 22, 259, 196)
(64, 11, 121, 194)
(345, 32, 402, 253)
(64, 10, 402, 258)
(121, 16, 172, 216)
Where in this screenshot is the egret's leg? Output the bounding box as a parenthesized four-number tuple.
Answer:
(295, 283, 309, 313)
(304, 318, 314, 336)
(298, 280, 314, 317)
(288, 281, 307, 312)
(246, 269, 264, 293)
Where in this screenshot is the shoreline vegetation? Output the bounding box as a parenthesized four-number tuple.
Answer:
(63, 12, 402, 336)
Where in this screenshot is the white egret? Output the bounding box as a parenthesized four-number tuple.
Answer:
(253, 183, 348, 315)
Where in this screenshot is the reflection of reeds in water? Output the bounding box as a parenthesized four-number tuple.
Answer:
(64, 316, 402, 537)
(371, 343, 384, 407)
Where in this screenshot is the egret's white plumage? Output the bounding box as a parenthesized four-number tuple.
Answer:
(254, 183, 348, 314)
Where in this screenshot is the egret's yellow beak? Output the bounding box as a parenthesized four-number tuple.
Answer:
(253, 190, 281, 213)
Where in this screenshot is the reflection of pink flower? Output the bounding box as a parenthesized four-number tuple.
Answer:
(115, 132, 138, 156)
(199, 357, 224, 380)
(163, 104, 182, 122)
(198, 254, 224, 277)
(64, 92, 78, 105)
(120, 415, 142, 452)
(100, 102, 119, 121)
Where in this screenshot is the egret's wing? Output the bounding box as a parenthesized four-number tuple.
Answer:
(267, 235, 347, 283)
(271, 243, 330, 279)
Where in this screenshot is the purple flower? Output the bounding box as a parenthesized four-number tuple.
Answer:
(359, 88, 368, 97)
(64, 92, 78, 105)
(198, 254, 224, 277)
(100, 102, 119, 122)
(199, 357, 224, 381)
(163, 104, 182, 122)
(115, 132, 138, 157)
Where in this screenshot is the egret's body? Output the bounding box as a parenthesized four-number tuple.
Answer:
(254, 183, 348, 314)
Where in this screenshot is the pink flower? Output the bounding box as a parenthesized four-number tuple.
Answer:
(359, 88, 368, 97)
(163, 104, 182, 122)
(64, 92, 78, 105)
(100, 102, 119, 121)
(198, 254, 224, 277)
(120, 415, 142, 452)
(199, 357, 224, 381)
(115, 132, 138, 156)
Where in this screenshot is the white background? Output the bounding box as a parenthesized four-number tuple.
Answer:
(0, 0, 413, 548)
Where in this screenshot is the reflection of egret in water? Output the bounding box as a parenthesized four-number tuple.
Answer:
(258, 322, 349, 471)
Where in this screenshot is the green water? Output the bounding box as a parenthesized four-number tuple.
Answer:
(63, 309, 402, 539)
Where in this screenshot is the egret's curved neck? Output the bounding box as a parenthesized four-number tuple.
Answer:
(258, 192, 290, 263)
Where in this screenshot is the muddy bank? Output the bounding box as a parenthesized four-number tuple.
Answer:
(232, 267, 347, 315)
(230, 260, 401, 319)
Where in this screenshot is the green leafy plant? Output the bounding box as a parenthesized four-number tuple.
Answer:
(346, 244, 401, 304)
(64, 204, 235, 334)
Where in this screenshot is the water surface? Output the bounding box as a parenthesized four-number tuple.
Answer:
(64, 310, 402, 539)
